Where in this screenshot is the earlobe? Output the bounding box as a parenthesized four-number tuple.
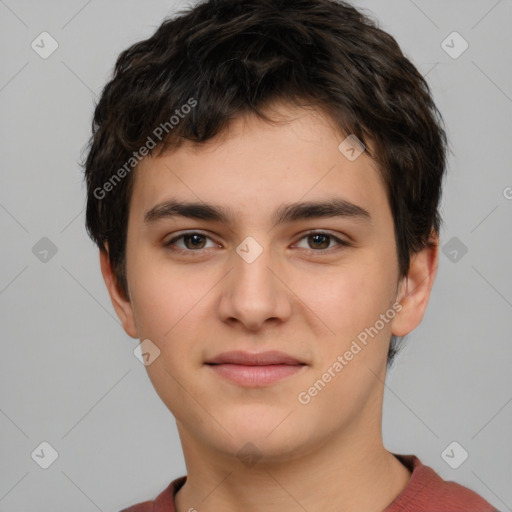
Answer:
(391, 236, 439, 337)
(99, 246, 139, 339)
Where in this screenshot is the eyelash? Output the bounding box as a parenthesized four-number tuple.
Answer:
(163, 230, 351, 255)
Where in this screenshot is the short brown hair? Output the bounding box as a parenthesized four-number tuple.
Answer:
(83, 0, 448, 367)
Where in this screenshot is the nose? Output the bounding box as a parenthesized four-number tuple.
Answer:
(217, 239, 292, 332)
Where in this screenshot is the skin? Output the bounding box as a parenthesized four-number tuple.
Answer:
(100, 102, 438, 512)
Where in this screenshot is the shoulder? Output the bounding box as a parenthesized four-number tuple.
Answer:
(119, 476, 187, 512)
(387, 454, 499, 512)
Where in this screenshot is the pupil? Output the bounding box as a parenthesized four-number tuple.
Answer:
(310, 234, 329, 249)
(186, 234, 205, 249)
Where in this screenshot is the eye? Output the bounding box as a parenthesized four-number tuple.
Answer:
(294, 231, 351, 252)
(163, 232, 218, 253)
(163, 230, 351, 255)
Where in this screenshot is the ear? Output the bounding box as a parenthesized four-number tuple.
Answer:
(391, 233, 439, 337)
(99, 244, 138, 339)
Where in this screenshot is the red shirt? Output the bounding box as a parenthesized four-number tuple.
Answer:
(120, 454, 498, 512)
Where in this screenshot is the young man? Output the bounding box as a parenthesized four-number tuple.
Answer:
(83, 0, 498, 510)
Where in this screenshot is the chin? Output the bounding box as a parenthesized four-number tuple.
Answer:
(216, 431, 305, 466)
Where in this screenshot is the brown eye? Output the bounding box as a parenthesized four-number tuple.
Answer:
(164, 232, 216, 252)
(307, 233, 331, 249)
(182, 233, 207, 249)
(295, 231, 350, 252)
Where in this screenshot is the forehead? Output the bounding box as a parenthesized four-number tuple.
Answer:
(129, 103, 388, 227)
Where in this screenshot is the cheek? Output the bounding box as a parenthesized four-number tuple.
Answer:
(127, 254, 188, 340)
(303, 258, 395, 341)
(127, 254, 218, 365)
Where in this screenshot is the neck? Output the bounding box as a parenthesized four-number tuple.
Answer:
(174, 414, 411, 512)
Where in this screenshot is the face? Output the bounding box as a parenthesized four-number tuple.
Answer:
(101, 103, 437, 464)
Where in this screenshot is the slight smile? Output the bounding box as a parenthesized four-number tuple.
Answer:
(205, 350, 308, 387)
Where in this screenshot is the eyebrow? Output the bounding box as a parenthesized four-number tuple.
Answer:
(144, 197, 371, 227)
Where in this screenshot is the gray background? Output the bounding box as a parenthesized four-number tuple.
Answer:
(1, 0, 511, 510)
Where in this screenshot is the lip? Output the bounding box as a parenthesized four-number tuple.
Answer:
(205, 350, 307, 387)
(205, 350, 305, 366)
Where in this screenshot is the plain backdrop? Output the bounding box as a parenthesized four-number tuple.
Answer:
(1, 0, 511, 510)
